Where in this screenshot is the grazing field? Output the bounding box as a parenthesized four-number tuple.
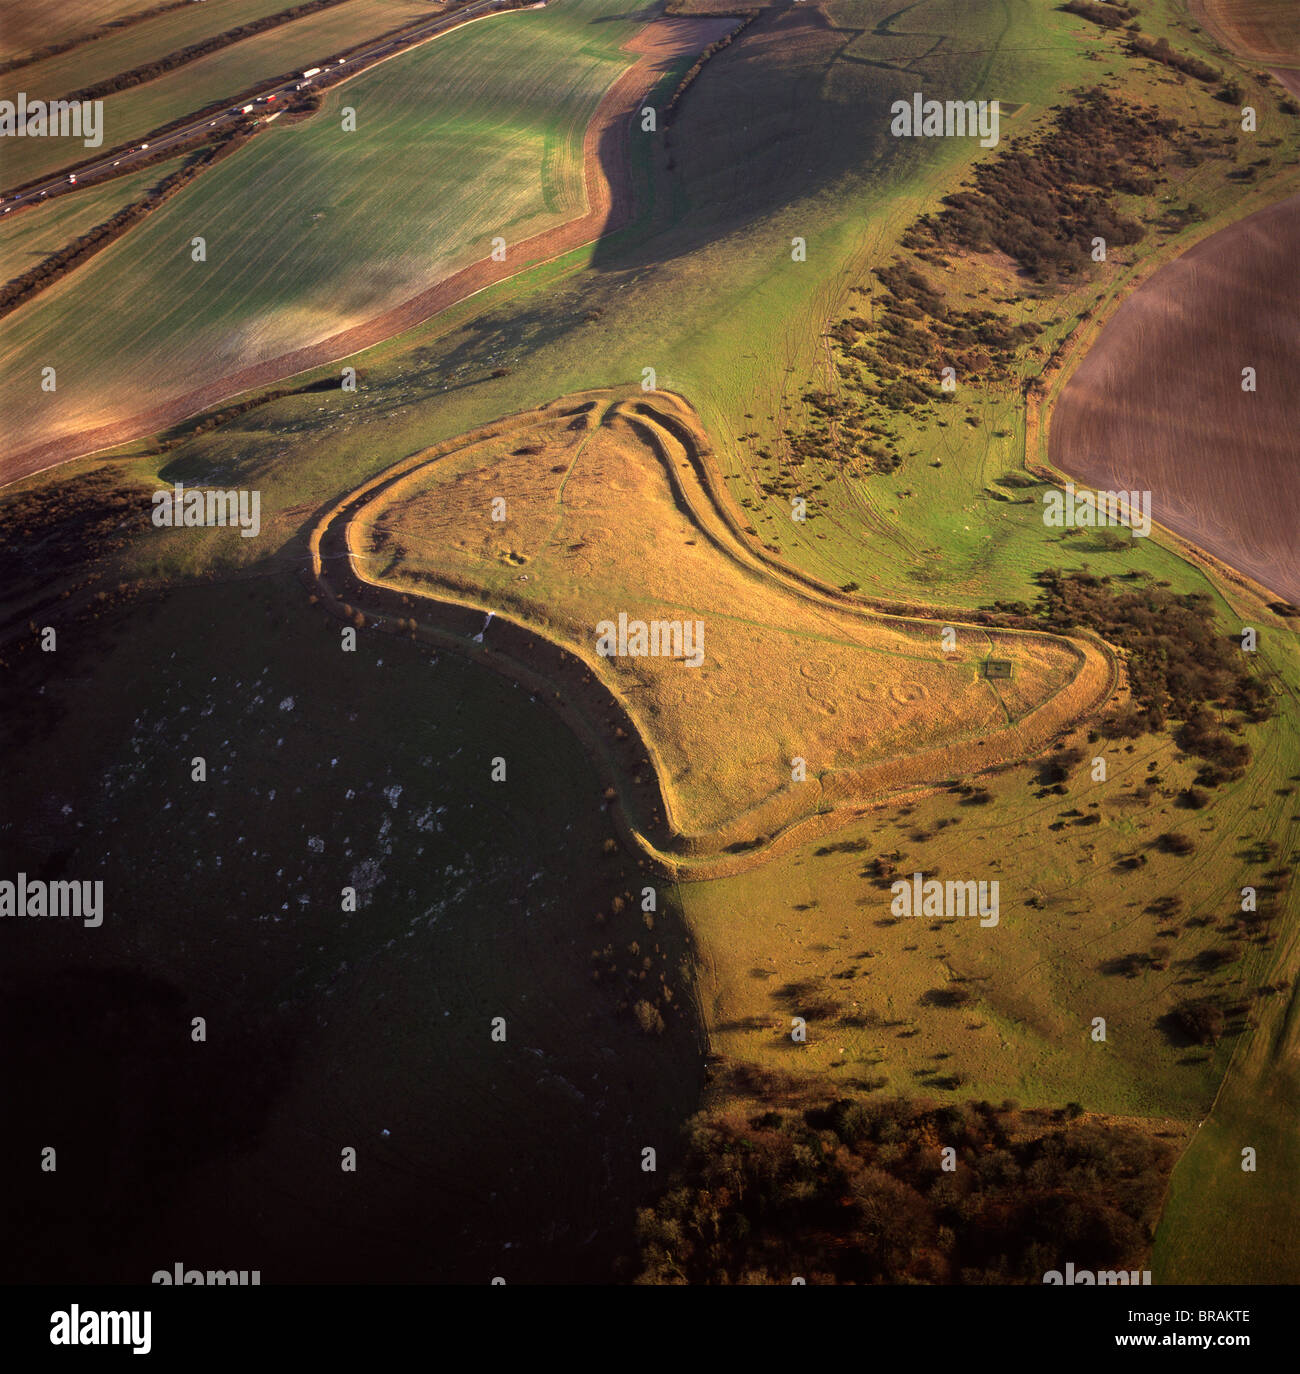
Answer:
(1192, 0, 1300, 68)
(680, 682, 1294, 1119)
(1154, 951, 1300, 1283)
(329, 388, 1110, 857)
(0, 157, 183, 281)
(1049, 192, 1300, 607)
(0, 0, 439, 186)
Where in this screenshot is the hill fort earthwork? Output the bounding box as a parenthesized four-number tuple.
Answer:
(310, 387, 1117, 877)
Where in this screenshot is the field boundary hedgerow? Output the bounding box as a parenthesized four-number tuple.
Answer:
(0, 11, 742, 487)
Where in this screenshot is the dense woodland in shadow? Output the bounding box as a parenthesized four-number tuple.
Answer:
(636, 1086, 1174, 1284)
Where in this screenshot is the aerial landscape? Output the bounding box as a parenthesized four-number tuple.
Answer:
(1, 0, 1296, 1317)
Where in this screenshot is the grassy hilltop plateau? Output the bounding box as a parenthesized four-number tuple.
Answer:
(1, 0, 1297, 1287)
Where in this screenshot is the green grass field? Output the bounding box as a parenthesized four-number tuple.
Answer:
(1151, 608, 1300, 1282)
(678, 671, 1295, 1116)
(0, 0, 439, 185)
(0, 0, 640, 456)
(0, 156, 183, 281)
(1155, 1003, 1300, 1282)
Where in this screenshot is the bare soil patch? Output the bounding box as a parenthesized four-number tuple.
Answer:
(1191, 0, 1300, 68)
(1048, 191, 1300, 606)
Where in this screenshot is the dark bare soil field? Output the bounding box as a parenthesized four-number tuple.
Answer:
(1192, 0, 1300, 68)
(1049, 191, 1300, 606)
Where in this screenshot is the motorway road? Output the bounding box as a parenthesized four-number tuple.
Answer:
(0, 0, 520, 215)
(0, 6, 727, 488)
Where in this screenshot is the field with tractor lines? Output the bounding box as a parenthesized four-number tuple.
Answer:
(0, 0, 170, 63)
(0, 155, 184, 280)
(0, 0, 335, 104)
(0, 0, 654, 459)
(0, 0, 439, 185)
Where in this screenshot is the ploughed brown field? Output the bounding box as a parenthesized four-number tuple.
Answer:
(1191, 0, 1300, 69)
(1049, 191, 1300, 606)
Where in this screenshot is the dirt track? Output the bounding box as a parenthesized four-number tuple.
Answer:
(1, 15, 736, 488)
(1048, 191, 1300, 608)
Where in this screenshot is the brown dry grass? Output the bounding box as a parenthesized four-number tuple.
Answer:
(311, 388, 1115, 871)
(0, 0, 158, 63)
